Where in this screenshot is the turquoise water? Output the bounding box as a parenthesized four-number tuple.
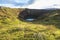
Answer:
(26, 18, 35, 21)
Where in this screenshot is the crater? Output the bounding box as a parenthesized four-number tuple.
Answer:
(18, 8, 56, 22)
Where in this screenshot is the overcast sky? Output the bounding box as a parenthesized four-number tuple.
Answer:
(0, 0, 60, 9)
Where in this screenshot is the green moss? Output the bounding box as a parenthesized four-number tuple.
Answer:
(0, 7, 60, 40)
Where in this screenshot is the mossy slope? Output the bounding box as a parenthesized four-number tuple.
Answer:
(0, 7, 60, 40)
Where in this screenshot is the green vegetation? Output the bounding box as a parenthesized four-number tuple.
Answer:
(0, 7, 60, 40)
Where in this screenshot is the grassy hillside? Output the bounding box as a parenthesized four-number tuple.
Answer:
(0, 7, 60, 40)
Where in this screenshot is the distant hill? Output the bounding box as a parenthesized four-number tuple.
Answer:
(18, 8, 60, 21)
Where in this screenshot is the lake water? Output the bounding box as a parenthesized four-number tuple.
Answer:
(26, 18, 35, 21)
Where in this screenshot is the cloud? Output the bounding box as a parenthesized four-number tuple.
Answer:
(0, 0, 60, 9)
(27, 0, 60, 9)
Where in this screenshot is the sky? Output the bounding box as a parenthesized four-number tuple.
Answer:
(0, 0, 60, 9)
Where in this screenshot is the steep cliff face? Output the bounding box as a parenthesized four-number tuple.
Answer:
(18, 8, 60, 21)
